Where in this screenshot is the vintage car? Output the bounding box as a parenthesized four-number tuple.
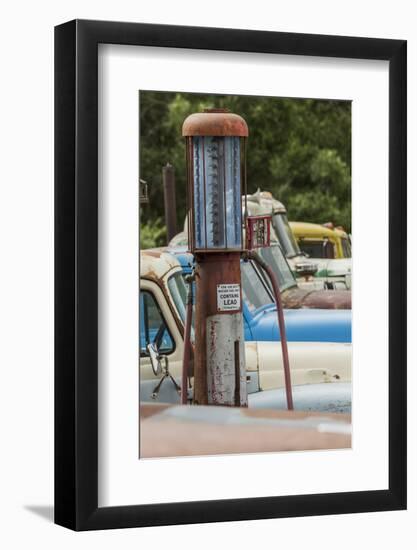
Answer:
(140, 249, 351, 410)
(171, 248, 351, 341)
(290, 221, 351, 259)
(170, 245, 351, 311)
(169, 197, 352, 295)
(290, 222, 352, 266)
(290, 221, 352, 287)
(245, 190, 352, 289)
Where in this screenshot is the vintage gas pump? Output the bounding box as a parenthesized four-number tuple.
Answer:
(183, 109, 248, 406)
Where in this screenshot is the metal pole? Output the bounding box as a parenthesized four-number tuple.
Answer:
(162, 163, 177, 243)
(248, 251, 294, 410)
(193, 252, 247, 407)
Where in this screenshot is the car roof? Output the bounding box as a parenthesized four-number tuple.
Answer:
(289, 221, 346, 239)
(245, 190, 286, 215)
(140, 248, 183, 281)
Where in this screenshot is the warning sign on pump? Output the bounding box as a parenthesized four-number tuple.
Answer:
(217, 284, 241, 312)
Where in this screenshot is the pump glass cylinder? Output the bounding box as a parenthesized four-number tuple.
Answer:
(192, 136, 242, 250)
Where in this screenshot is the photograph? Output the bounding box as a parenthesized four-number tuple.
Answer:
(52, 18, 406, 532)
(139, 91, 353, 458)
(0, 1, 410, 542)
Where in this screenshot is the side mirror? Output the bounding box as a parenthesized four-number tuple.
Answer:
(147, 343, 164, 376)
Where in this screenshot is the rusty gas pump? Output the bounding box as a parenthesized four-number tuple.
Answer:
(183, 109, 248, 406)
(182, 108, 293, 410)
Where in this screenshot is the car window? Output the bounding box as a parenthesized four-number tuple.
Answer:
(258, 244, 297, 292)
(341, 237, 352, 258)
(171, 260, 274, 321)
(299, 239, 335, 259)
(139, 290, 174, 356)
(272, 213, 301, 258)
(167, 271, 188, 323)
(241, 260, 273, 312)
(167, 271, 196, 341)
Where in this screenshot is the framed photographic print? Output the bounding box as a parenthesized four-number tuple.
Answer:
(55, 19, 406, 530)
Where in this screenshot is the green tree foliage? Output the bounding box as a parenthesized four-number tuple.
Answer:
(140, 92, 351, 242)
(139, 217, 167, 249)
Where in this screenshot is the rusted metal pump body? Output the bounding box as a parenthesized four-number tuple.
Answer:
(183, 110, 248, 406)
(194, 253, 245, 405)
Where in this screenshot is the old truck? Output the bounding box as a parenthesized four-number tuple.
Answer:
(171, 248, 351, 341)
(140, 249, 351, 410)
(169, 198, 352, 296)
(245, 190, 352, 289)
(290, 221, 351, 259)
(167, 239, 351, 310)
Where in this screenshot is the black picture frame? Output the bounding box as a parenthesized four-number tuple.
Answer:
(55, 19, 407, 531)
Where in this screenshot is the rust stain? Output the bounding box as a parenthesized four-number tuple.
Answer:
(141, 248, 182, 280)
(182, 111, 249, 137)
(142, 250, 162, 258)
(208, 319, 219, 402)
(282, 288, 351, 309)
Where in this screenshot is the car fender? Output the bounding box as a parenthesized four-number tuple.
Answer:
(248, 382, 352, 414)
(256, 340, 351, 390)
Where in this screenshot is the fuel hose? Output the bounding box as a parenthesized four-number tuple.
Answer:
(247, 251, 294, 410)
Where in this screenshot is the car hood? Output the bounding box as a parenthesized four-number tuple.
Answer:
(281, 287, 351, 309)
(315, 258, 352, 278)
(250, 307, 351, 343)
(248, 382, 352, 414)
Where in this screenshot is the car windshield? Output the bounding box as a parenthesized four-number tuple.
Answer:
(257, 244, 297, 292)
(168, 261, 274, 320)
(167, 270, 188, 324)
(241, 261, 274, 313)
(167, 270, 198, 341)
(299, 239, 335, 259)
(272, 213, 301, 258)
